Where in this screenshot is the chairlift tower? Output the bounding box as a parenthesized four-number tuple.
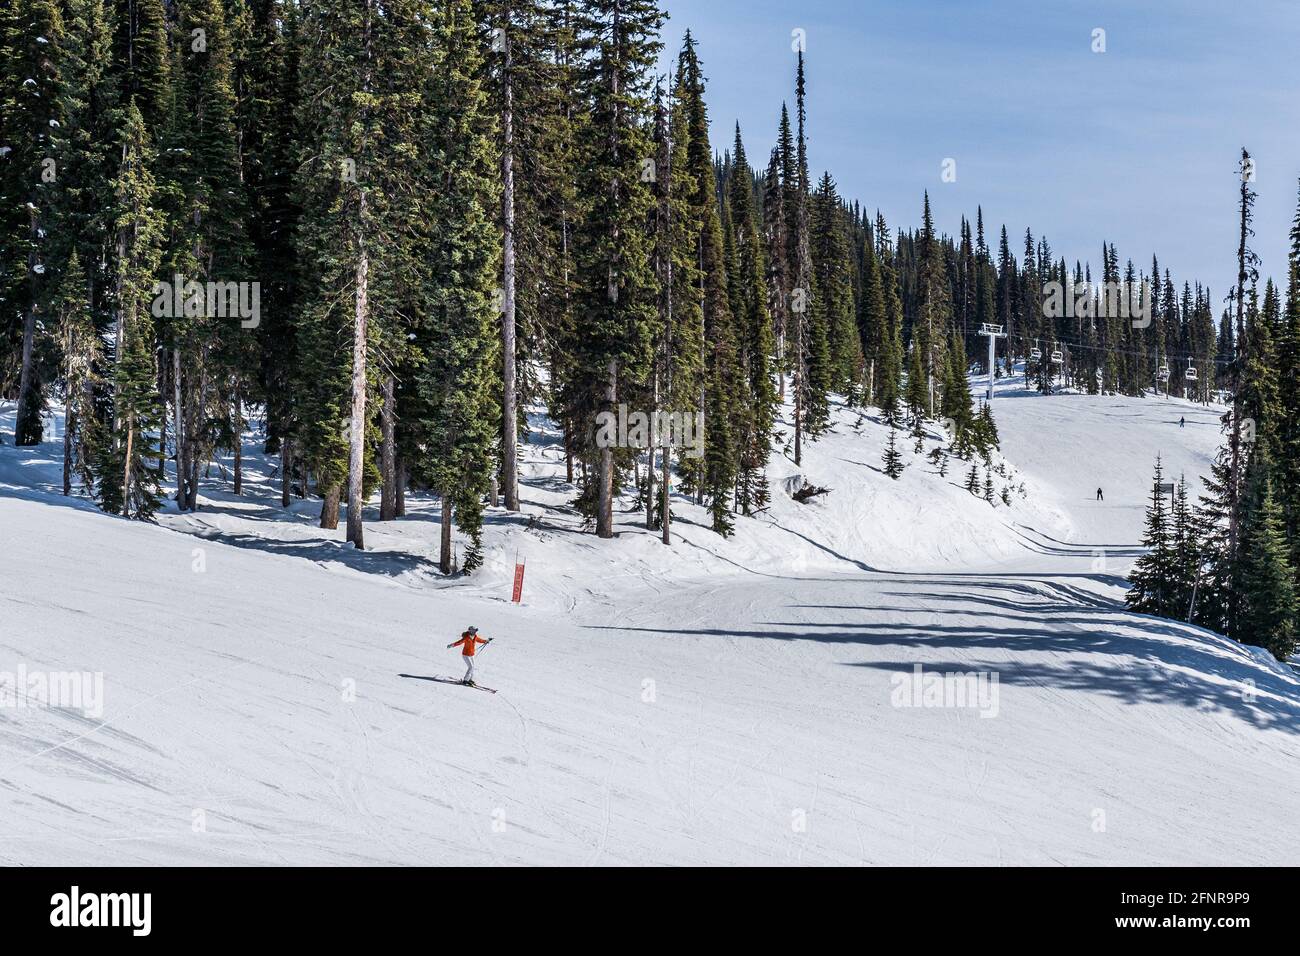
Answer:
(980, 323, 1006, 401)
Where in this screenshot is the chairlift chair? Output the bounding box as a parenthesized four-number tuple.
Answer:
(1157, 363, 1170, 382)
(1050, 349, 1063, 364)
(1185, 358, 1198, 382)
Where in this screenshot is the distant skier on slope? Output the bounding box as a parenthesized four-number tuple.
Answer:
(448, 626, 492, 686)
(1180, 416, 1185, 428)
(1096, 487, 1104, 501)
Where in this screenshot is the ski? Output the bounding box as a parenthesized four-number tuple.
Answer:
(429, 676, 497, 694)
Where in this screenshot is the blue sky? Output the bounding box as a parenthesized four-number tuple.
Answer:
(659, 0, 1300, 304)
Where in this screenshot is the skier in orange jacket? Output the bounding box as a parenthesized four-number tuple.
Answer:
(448, 626, 491, 686)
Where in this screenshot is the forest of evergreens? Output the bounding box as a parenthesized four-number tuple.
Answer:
(4, 1, 1300, 658)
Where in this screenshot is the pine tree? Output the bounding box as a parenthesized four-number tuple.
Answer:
(238, 0, 302, 507)
(915, 191, 951, 416)
(810, 171, 859, 395)
(941, 330, 975, 449)
(762, 146, 788, 404)
(646, 71, 703, 543)
(168, 0, 253, 511)
(1278, 181, 1300, 572)
(56, 0, 120, 382)
(53, 250, 102, 496)
(995, 225, 1016, 375)
(99, 100, 164, 519)
(295, 0, 433, 546)
(1127, 457, 1176, 616)
(882, 424, 904, 479)
(483, 0, 569, 513)
(785, 52, 829, 452)
(1170, 474, 1199, 617)
(875, 213, 905, 425)
(969, 401, 1000, 457)
(406, 0, 501, 572)
(1225, 148, 1260, 559)
(1237, 457, 1297, 661)
(569, 0, 663, 537)
(1194, 446, 1236, 635)
(5, 0, 66, 446)
(905, 339, 926, 427)
(110, 0, 168, 129)
(857, 225, 887, 405)
(1238, 280, 1280, 454)
(729, 125, 776, 515)
(677, 35, 736, 535)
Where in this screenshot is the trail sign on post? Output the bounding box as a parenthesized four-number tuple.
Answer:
(511, 558, 526, 603)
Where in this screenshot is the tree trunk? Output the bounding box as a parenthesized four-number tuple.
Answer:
(184, 365, 207, 512)
(596, 359, 617, 538)
(794, 323, 803, 466)
(232, 384, 243, 496)
(62, 407, 73, 497)
(281, 437, 292, 508)
(379, 373, 396, 521)
(346, 247, 369, 548)
(320, 485, 341, 530)
(15, 302, 37, 446)
(345, 0, 374, 548)
(122, 419, 134, 519)
(661, 444, 671, 544)
(187, 450, 201, 511)
(439, 494, 453, 574)
(645, 448, 655, 530)
(500, 14, 521, 512)
(395, 457, 407, 517)
(173, 349, 186, 506)
(156, 351, 167, 475)
(564, 419, 574, 483)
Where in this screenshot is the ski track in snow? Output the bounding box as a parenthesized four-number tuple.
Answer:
(2, 376, 1299, 865)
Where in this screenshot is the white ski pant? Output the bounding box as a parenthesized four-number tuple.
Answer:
(463, 656, 475, 683)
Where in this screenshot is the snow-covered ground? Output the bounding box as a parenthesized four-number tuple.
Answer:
(2, 376, 1298, 865)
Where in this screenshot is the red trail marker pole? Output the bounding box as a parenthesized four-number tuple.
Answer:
(511, 554, 525, 604)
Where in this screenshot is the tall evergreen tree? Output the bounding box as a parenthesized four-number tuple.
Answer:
(677, 34, 736, 534)
(99, 100, 164, 519)
(5, 0, 66, 446)
(729, 125, 776, 515)
(409, 0, 502, 573)
(1127, 457, 1177, 616)
(53, 251, 102, 496)
(810, 172, 859, 396)
(1237, 460, 1298, 661)
(915, 192, 952, 416)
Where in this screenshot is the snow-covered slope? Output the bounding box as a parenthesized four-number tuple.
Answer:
(2, 379, 1297, 866)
